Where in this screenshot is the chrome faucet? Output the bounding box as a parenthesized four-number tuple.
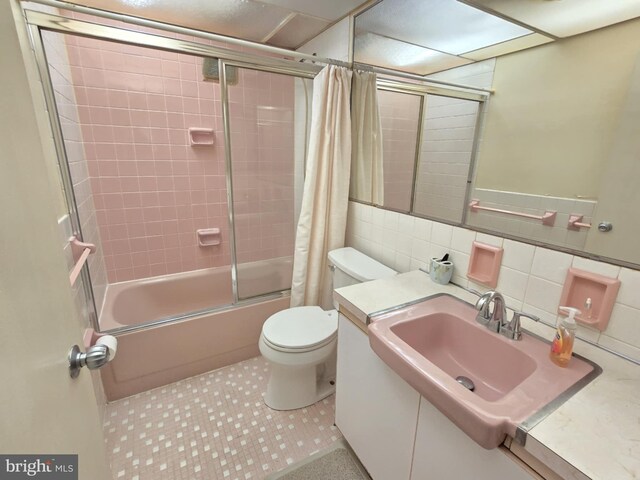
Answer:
(474, 290, 540, 340)
(474, 291, 507, 333)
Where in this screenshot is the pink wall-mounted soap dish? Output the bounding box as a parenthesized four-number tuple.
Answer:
(197, 228, 221, 247)
(558, 268, 620, 331)
(189, 127, 214, 146)
(467, 241, 503, 288)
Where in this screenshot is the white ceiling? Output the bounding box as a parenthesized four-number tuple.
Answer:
(59, 0, 640, 73)
(355, 31, 473, 74)
(257, 0, 367, 21)
(67, 0, 370, 49)
(354, 0, 640, 76)
(463, 0, 640, 38)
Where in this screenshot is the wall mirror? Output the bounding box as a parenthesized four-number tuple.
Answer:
(351, 0, 640, 267)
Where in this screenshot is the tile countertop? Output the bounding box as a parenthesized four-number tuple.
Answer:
(334, 270, 640, 480)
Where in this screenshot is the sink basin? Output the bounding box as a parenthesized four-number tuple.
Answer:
(368, 294, 599, 449)
(391, 312, 538, 402)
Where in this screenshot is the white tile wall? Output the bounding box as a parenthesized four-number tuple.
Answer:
(413, 95, 479, 223)
(347, 201, 640, 363)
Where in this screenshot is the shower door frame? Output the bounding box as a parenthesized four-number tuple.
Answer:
(25, 9, 320, 334)
(219, 60, 313, 303)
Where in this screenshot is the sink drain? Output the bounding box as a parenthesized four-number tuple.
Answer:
(456, 375, 475, 392)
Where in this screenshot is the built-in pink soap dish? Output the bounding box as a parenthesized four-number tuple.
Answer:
(196, 228, 221, 247)
(467, 241, 503, 288)
(189, 127, 214, 146)
(558, 268, 620, 331)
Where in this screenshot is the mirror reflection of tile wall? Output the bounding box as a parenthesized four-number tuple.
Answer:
(413, 94, 479, 223)
(378, 90, 421, 212)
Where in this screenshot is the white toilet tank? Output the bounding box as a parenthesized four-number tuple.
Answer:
(328, 247, 397, 307)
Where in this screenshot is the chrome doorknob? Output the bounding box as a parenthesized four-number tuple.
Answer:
(68, 344, 110, 378)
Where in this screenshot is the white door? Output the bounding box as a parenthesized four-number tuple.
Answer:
(0, 2, 110, 479)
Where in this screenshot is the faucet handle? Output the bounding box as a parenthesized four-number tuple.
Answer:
(502, 310, 540, 340)
(512, 311, 540, 323)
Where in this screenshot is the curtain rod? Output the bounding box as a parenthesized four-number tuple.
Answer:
(355, 62, 494, 95)
(23, 0, 351, 68)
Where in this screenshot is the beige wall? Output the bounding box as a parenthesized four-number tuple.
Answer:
(0, 2, 110, 477)
(585, 56, 640, 264)
(475, 17, 640, 198)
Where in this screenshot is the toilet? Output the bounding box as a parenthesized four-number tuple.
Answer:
(259, 247, 397, 410)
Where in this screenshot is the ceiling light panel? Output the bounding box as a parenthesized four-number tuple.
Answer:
(464, 0, 640, 38)
(356, 0, 533, 55)
(267, 14, 331, 49)
(355, 31, 473, 75)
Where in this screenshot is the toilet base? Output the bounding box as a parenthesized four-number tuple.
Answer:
(260, 337, 337, 411)
(264, 363, 335, 411)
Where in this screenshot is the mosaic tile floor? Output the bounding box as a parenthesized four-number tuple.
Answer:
(104, 356, 341, 480)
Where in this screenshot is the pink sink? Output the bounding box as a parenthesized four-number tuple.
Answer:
(368, 294, 598, 449)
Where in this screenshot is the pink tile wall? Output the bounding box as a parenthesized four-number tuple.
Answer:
(62, 32, 231, 282)
(228, 69, 296, 263)
(43, 30, 109, 311)
(378, 90, 421, 212)
(46, 9, 300, 285)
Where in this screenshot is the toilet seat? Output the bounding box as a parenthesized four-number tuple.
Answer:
(262, 307, 338, 353)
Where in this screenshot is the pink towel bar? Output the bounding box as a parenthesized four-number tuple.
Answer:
(468, 200, 557, 226)
(568, 214, 592, 230)
(69, 236, 96, 287)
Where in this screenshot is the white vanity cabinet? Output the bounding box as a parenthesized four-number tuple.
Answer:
(335, 313, 421, 480)
(410, 397, 541, 480)
(336, 313, 543, 480)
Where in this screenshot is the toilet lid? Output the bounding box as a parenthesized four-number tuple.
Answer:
(263, 307, 338, 350)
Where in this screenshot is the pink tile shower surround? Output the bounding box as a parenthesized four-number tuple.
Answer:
(43, 29, 109, 310)
(52, 13, 297, 283)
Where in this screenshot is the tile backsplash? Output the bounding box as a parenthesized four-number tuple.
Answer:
(346, 201, 640, 363)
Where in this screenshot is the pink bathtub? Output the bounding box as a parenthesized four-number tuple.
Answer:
(100, 258, 292, 400)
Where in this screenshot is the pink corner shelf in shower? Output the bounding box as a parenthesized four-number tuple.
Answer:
(189, 127, 214, 146)
(558, 268, 620, 331)
(467, 241, 503, 288)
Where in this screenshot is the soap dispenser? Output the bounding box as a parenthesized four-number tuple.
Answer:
(550, 307, 579, 367)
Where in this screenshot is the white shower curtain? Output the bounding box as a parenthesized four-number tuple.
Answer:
(290, 65, 353, 308)
(350, 70, 384, 205)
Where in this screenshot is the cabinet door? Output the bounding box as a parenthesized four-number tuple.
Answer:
(336, 314, 421, 480)
(411, 398, 540, 480)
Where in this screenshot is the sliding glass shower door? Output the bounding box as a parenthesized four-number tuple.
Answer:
(32, 8, 319, 332)
(224, 65, 313, 300)
(38, 29, 234, 331)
